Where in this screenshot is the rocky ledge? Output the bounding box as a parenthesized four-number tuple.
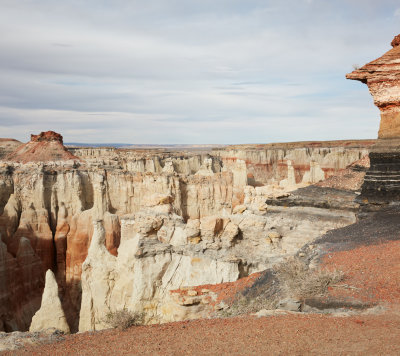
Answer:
(347, 34, 400, 204)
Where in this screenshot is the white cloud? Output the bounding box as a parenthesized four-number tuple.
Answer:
(0, 0, 396, 143)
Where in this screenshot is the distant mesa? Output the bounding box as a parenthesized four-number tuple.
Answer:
(3, 130, 79, 164)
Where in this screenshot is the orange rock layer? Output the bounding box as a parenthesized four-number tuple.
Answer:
(347, 34, 400, 139)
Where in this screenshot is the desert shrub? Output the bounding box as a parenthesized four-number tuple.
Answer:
(219, 271, 279, 317)
(220, 257, 343, 317)
(274, 257, 343, 299)
(222, 293, 279, 317)
(104, 309, 144, 330)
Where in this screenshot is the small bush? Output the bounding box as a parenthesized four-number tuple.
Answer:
(220, 257, 344, 317)
(104, 309, 144, 330)
(219, 271, 279, 317)
(274, 257, 343, 299)
(222, 293, 279, 317)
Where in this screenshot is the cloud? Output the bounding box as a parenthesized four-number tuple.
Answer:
(0, 0, 397, 143)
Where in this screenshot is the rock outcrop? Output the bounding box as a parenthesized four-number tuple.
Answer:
(78, 199, 356, 330)
(29, 270, 70, 333)
(347, 34, 400, 203)
(5, 131, 78, 164)
(347, 37, 400, 139)
(214, 140, 373, 188)
(0, 132, 374, 332)
(0, 236, 43, 332)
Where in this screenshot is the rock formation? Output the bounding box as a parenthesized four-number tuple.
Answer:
(347, 37, 400, 139)
(0, 236, 43, 332)
(5, 131, 78, 164)
(0, 139, 21, 159)
(347, 34, 400, 203)
(0, 131, 374, 332)
(214, 140, 373, 188)
(78, 197, 356, 330)
(29, 270, 70, 333)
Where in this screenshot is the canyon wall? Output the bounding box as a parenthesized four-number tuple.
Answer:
(214, 143, 372, 188)
(0, 132, 372, 332)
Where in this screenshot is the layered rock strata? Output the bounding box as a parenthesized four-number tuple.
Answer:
(0, 132, 373, 332)
(79, 204, 356, 330)
(5, 131, 79, 164)
(347, 35, 400, 139)
(347, 34, 400, 203)
(213, 140, 373, 188)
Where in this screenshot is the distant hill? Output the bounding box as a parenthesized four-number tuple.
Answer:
(65, 143, 131, 148)
(66, 143, 227, 150)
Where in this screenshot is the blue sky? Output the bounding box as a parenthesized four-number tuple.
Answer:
(0, 0, 399, 144)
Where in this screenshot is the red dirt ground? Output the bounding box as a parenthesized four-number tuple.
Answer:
(323, 240, 400, 304)
(5, 312, 400, 356)
(4, 238, 400, 355)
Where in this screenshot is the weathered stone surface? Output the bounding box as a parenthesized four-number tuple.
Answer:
(347, 35, 400, 139)
(215, 142, 373, 189)
(0, 132, 372, 332)
(0, 236, 43, 332)
(79, 220, 117, 331)
(29, 270, 70, 333)
(347, 34, 400, 203)
(13, 205, 54, 272)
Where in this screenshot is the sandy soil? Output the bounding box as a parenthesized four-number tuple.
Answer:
(4, 311, 400, 356)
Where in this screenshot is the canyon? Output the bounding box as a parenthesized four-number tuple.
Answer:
(0, 130, 372, 333)
(1, 31, 400, 355)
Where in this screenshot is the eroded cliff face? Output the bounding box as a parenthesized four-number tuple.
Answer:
(347, 35, 400, 139)
(0, 132, 372, 332)
(214, 141, 373, 189)
(347, 34, 400, 203)
(78, 202, 356, 330)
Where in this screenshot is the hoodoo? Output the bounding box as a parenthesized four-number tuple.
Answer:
(0, 131, 373, 333)
(347, 34, 400, 203)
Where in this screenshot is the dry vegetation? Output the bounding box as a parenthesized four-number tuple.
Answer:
(104, 309, 144, 330)
(222, 256, 343, 317)
(274, 257, 344, 300)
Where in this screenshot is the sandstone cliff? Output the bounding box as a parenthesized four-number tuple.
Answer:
(347, 34, 400, 203)
(347, 35, 400, 139)
(0, 132, 373, 332)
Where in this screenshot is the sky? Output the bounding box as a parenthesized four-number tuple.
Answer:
(0, 0, 399, 144)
